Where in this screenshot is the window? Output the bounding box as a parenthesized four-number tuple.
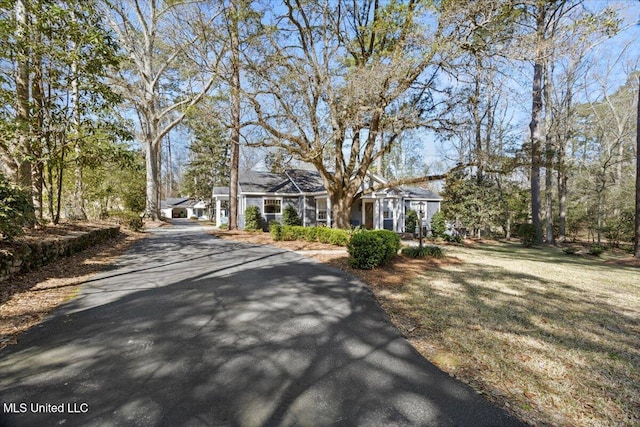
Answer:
(317, 198, 328, 221)
(383, 200, 393, 220)
(264, 198, 281, 214)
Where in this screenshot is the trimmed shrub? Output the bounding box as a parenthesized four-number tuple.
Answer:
(244, 206, 263, 231)
(405, 209, 418, 234)
(347, 229, 399, 269)
(328, 228, 350, 246)
(282, 205, 302, 226)
(373, 229, 401, 264)
(0, 173, 35, 240)
(347, 231, 386, 269)
(401, 245, 445, 259)
(302, 226, 318, 242)
(270, 223, 282, 241)
(430, 211, 446, 239)
(316, 226, 333, 244)
(517, 223, 537, 247)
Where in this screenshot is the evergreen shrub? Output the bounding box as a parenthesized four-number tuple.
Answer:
(244, 206, 263, 231)
(282, 205, 302, 226)
(0, 174, 35, 240)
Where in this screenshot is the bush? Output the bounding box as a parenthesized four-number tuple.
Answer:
(347, 229, 399, 269)
(373, 229, 401, 265)
(302, 226, 318, 242)
(0, 174, 35, 240)
(328, 228, 350, 246)
(270, 222, 282, 241)
(430, 211, 446, 239)
(401, 245, 446, 259)
(244, 206, 263, 231)
(588, 244, 606, 257)
(517, 223, 537, 247)
(443, 233, 463, 244)
(282, 205, 302, 226)
(348, 231, 386, 269)
(405, 209, 418, 234)
(562, 246, 579, 255)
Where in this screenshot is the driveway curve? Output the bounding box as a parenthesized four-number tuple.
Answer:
(0, 221, 524, 426)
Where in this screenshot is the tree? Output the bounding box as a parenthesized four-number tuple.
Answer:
(635, 73, 640, 258)
(242, 0, 500, 229)
(101, 0, 225, 220)
(182, 107, 229, 201)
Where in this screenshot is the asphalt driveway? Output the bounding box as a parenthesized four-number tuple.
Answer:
(0, 221, 524, 426)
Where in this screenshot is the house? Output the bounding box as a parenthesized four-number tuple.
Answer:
(160, 198, 210, 220)
(211, 169, 441, 232)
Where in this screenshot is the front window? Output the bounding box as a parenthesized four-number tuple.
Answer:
(317, 198, 328, 221)
(383, 200, 393, 220)
(264, 198, 282, 214)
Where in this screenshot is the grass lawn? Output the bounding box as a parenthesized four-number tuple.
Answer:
(369, 242, 639, 427)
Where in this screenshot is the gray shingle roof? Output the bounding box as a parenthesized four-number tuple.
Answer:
(400, 186, 442, 200)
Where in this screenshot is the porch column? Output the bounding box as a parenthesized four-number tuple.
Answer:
(216, 198, 222, 227)
(327, 197, 332, 228)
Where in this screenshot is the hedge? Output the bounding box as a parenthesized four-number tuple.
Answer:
(269, 225, 349, 246)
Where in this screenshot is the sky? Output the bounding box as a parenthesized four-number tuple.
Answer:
(422, 0, 640, 175)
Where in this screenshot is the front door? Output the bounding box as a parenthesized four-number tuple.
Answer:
(364, 202, 374, 229)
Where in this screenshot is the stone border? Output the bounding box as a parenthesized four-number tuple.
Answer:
(0, 225, 120, 282)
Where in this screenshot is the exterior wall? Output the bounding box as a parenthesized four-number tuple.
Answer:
(303, 196, 316, 226)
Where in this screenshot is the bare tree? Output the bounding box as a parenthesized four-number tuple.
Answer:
(241, 0, 494, 228)
(634, 74, 639, 258)
(102, 0, 225, 219)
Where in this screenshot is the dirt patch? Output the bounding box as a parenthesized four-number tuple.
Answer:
(0, 225, 147, 351)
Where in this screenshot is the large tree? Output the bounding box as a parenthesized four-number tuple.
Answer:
(242, 0, 501, 229)
(101, 0, 225, 220)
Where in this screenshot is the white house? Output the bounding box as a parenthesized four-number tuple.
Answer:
(211, 169, 441, 232)
(160, 198, 210, 220)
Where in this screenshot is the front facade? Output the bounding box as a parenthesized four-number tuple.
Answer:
(212, 169, 441, 232)
(160, 198, 210, 220)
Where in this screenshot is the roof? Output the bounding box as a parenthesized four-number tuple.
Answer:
(401, 186, 442, 200)
(160, 198, 202, 208)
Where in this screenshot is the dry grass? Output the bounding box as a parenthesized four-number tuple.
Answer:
(368, 242, 640, 427)
(218, 231, 640, 427)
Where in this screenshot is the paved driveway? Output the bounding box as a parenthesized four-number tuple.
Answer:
(0, 222, 524, 426)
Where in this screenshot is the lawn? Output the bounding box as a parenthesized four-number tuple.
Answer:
(368, 242, 639, 427)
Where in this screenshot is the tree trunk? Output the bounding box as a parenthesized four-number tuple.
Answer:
(634, 74, 640, 258)
(544, 61, 555, 244)
(72, 50, 87, 220)
(330, 191, 353, 230)
(145, 142, 160, 220)
(557, 169, 567, 242)
(530, 60, 544, 244)
(15, 0, 32, 193)
(228, 0, 240, 230)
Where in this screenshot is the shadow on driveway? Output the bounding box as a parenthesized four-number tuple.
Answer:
(0, 225, 524, 426)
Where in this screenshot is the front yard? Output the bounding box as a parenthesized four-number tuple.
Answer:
(216, 230, 639, 427)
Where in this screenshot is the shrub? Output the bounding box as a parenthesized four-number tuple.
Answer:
(127, 215, 144, 232)
(189, 216, 199, 220)
(588, 244, 606, 257)
(405, 209, 418, 234)
(372, 229, 401, 264)
(430, 211, 446, 239)
(302, 226, 318, 242)
(270, 223, 282, 241)
(282, 205, 302, 226)
(443, 233, 463, 244)
(0, 173, 35, 240)
(517, 223, 537, 247)
(316, 226, 333, 244)
(401, 245, 445, 259)
(328, 228, 350, 246)
(562, 247, 579, 255)
(244, 206, 263, 231)
(347, 231, 386, 269)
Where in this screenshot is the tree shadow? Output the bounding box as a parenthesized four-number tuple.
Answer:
(0, 237, 524, 426)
